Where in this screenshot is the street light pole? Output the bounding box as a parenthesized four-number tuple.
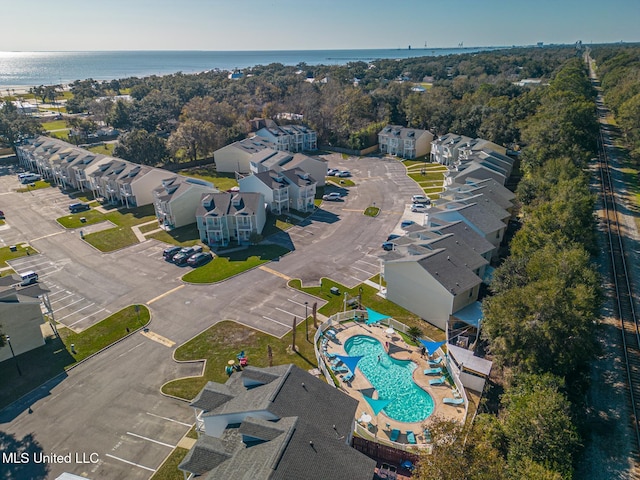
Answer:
(5, 336, 22, 376)
(305, 301, 309, 342)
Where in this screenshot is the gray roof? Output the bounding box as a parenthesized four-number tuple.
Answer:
(253, 171, 289, 190)
(191, 382, 234, 411)
(179, 435, 231, 475)
(444, 182, 514, 210)
(463, 177, 516, 201)
(197, 192, 263, 218)
(449, 162, 506, 185)
(153, 175, 216, 201)
(434, 221, 495, 256)
(421, 234, 488, 272)
(431, 202, 506, 236)
(379, 124, 431, 140)
(435, 195, 510, 223)
(389, 248, 482, 295)
(281, 168, 315, 187)
(183, 364, 375, 480)
(230, 136, 276, 154)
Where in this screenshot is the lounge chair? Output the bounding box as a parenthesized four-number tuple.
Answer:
(332, 365, 348, 374)
(423, 367, 442, 376)
(443, 397, 465, 405)
(429, 375, 447, 386)
(389, 429, 400, 442)
(325, 352, 337, 358)
(428, 357, 443, 366)
(423, 429, 432, 443)
(236, 350, 245, 360)
(343, 371, 354, 382)
(406, 430, 416, 444)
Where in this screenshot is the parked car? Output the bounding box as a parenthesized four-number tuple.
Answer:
(327, 168, 340, 176)
(412, 194, 430, 204)
(68, 202, 90, 213)
(0, 210, 4, 219)
(187, 251, 213, 267)
(411, 204, 428, 213)
(172, 245, 203, 265)
(381, 242, 396, 251)
(163, 246, 182, 261)
(386, 234, 400, 241)
(20, 173, 41, 184)
(336, 170, 351, 177)
(322, 192, 342, 201)
(400, 220, 415, 229)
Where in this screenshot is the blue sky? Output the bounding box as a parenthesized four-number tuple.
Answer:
(3, 0, 639, 51)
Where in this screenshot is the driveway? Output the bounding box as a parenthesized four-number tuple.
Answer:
(0, 155, 424, 479)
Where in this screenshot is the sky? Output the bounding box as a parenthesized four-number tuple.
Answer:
(2, 0, 639, 51)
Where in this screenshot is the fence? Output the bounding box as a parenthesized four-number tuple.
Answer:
(319, 145, 379, 157)
(352, 436, 422, 464)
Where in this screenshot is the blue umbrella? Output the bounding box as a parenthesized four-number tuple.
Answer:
(365, 308, 390, 325)
(419, 340, 446, 356)
(362, 394, 393, 416)
(335, 354, 363, 374)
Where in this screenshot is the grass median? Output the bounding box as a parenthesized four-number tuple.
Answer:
(162, 319, 317, 401)
(288, 277, 444, 341)
(182, 245, 290, 283)
(0, 243, 38, 268)
(0, 305, 150, 410)
(149, 448, 190, 480)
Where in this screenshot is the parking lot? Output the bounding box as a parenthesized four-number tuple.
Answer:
(1, 154, 430, 479)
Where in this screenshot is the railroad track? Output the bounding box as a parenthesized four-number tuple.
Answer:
(596, 91, 640, 453)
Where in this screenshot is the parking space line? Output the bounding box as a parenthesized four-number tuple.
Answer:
(54, 298, 85, 311)
(262, 315, 290, 328)
(287, 299, 308, 308)
(117, 342, 145, 359)
(140, 330, 175, 348)
(105, 454, 155, 472)
(351, 265, 376, 275)
(66, 308, 106, 326)
(126, 432, 175, 448)
(51, 294, 74, 304)
(258, 265, 291, 281)
(146, 412, 192, 427)
(276, 307, 299, 317)
(59, 303, 96, 321)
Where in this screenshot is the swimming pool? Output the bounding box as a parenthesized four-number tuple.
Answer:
(344, 334, 434, 423)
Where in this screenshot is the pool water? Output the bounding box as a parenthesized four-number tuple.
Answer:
(344, 335, 434, 423)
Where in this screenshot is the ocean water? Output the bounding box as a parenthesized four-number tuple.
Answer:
(0, 47, 507, 88)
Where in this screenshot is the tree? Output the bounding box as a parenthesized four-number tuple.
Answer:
(407, 326, 423, 342)
(502, 373, 580, 478)
(114, 129, 168, 166)
(0, 101, 41, 147)
(167, 119, 216, 162)
(108, 99, 133, 130)
(414, 416, 507, 480)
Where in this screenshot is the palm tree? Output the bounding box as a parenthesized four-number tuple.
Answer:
(407, 326, 423, 343)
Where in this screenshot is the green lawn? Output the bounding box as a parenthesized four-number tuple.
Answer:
(16, 180, 52, 192)
(0, 243, 38, 267)
(87, 143, 115, 155)
(261, 214, 296, 238)
(328, 178, 355, 187)
(179, 167, 238, 191)
(288, 277, 444, 341)
(149, 448, 190, 480)
(149, 224, 202, 247)
(0, 305, 149, 410)
(56, 204, 157, 252)
(364, 206, 380, 217)
(182, 245, 290, 283)
(41, 119, 68, 131)
(162, 319, 318, 401)
(408, 172, 445, 183)
(83, 226, 140, 252)
(139, 222, 161, 234)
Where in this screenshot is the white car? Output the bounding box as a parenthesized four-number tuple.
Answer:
(336, 170, 351, 177)
(411, 204, 428, 213)
(412, 194, 430, 204)
(327, 168, 340, 176)
(322, 192, 342, 201)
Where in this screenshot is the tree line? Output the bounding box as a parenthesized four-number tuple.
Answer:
(9, 47, 576, 165)
(415, 56, 601, 480)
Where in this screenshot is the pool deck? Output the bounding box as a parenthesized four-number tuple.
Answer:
(324, 322, 466, 445)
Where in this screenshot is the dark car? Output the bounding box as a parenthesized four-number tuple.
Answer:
(381, 242, 396, 251)
(0, 210, 4, 219)
(386, 234, 400, 241)
(187, 251, 213, 267)
(69, 202, 90, 213)
(172, 245, 203, 265)
(163, 246, 182, 261)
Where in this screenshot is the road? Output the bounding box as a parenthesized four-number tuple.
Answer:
(0, 154, 424, 479)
